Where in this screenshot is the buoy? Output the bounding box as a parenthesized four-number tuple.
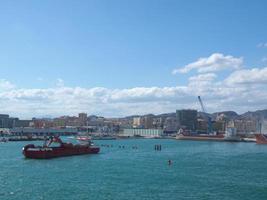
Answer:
(168, 160, 172, 165)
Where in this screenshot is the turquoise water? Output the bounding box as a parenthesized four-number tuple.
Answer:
(0, 139, 267, 200)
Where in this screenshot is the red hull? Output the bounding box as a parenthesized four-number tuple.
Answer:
(23, 145, 100, 159)
(176, 134, 225, 141)
(255, 134, 267, 144)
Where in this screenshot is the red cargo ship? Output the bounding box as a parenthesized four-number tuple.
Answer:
(22, 136, 100, 159)
(176, 133, 225, 141)
(255, 134, 267, 144)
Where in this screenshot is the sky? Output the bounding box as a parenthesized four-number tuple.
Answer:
(0, 0, 267, 119)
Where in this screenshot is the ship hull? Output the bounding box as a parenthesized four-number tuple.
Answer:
(23, 145, 100, 159)
(176, 134, 225, 142)
(255, 134, 267, 144)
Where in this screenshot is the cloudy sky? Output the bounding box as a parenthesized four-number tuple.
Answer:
(0, 0, 267, 119)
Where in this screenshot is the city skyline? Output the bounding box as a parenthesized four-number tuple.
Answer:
(1, 0, 267, 118)
(2, 107, 267, 122)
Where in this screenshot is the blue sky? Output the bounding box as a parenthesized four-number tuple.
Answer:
(0, 0, 267, 118)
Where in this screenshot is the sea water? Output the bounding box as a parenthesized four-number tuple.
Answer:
(0, 139, 267, 200)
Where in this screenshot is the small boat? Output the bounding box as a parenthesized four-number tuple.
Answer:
(22, 136, 100, 159)
(255, 133, 267, 144)
(242, 138, 256, 143)
(76, 135, 92, 141)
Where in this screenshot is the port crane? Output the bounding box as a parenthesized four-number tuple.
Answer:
(198, 96, 213, 134)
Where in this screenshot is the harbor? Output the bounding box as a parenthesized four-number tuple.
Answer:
(1, 0, 267, 199)
(1, 138, 267, 200)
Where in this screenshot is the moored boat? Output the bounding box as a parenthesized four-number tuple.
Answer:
(176, 133, 225, 141)
(255, 133, 267, 144)
(76, 135, 92, 141)
(22, 136, 100, 159)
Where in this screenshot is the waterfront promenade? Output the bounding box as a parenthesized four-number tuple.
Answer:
(1, 139, 267, 200)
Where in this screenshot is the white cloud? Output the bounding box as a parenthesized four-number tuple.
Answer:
(225, 67, 267, 85)
(188, 73, 217, 82)
(187, 73, 217, 94)
(2, 60, 267, 118)
(172, 53, 243, 74)
(0, 75, 267, 119)
(0, 85, 193, 118)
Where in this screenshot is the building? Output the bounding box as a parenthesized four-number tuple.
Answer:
(196, 118, 225, 134)
(143, 115, 154, 129)
(32, 118, 54, 128)
(117, 118, 132, 130)
(227, 119, 257, 134)
(213, 121, 225, 133)
(53, 117, 66, 127)
(0, 114, 10, 128)
(0, 114, 21, 128)
(78, 113, 88, 126)
(163, 117, 178, 133)
(54, 115, 81, 127)
(176, 109, 197, 131)
(153, 117, 164, 129)
(196, 118, 208, 132)
(261, 120, 267, 133)
(122, 128, 163, 138)
(14, 120, 32, 127)
(132, 115, 154, 129)
(133, 117, 142, 128)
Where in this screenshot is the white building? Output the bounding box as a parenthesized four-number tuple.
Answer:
(122, 128, 163, 138)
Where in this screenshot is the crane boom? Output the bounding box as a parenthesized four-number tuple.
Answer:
(198, 96, 206, 113)
(197, 96, 213, 134)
